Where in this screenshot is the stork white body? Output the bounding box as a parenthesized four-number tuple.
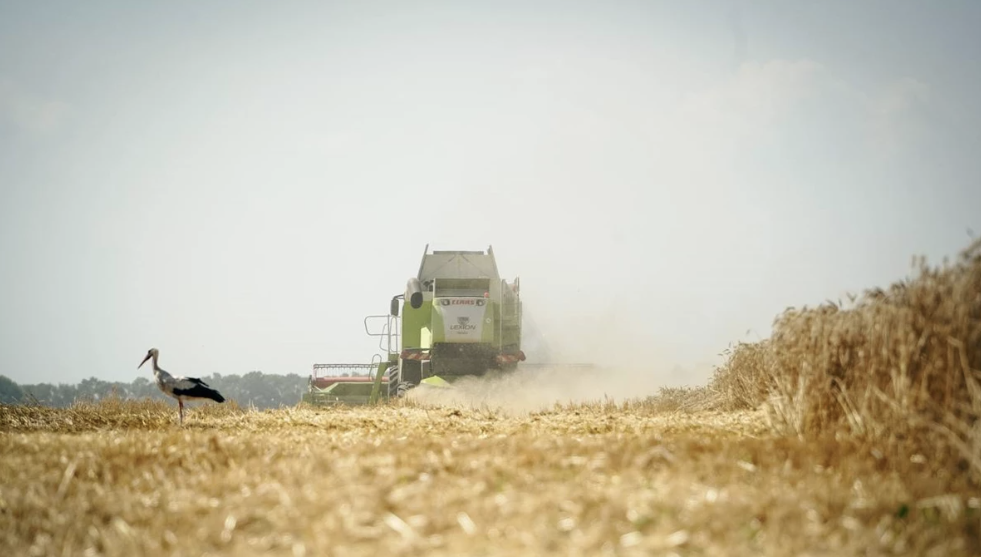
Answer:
(139, 348, 225, 425)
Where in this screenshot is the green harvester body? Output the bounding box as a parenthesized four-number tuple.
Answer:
(302, 245, 526, 406)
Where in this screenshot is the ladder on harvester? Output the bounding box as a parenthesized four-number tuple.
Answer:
(364, 312, 403, 404)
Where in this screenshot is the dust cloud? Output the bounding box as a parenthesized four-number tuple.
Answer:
(404, 363, 671, 416)
(404, 305, 707, 415)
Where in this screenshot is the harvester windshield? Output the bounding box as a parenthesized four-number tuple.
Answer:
(434, 278, 490, 298)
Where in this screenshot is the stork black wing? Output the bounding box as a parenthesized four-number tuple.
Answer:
(173, 382, 225, 403)
(186, 377, 210, 387)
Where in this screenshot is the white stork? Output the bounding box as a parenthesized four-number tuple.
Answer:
(138, 347, 225, 425)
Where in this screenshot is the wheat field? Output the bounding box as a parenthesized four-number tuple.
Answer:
(2, 240, 980, 556)
(0, 394, 977, 557)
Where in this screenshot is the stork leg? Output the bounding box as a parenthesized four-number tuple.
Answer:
(179, 399, 184, 425)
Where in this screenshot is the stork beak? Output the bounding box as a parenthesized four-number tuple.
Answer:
(139, 353, 151, 369)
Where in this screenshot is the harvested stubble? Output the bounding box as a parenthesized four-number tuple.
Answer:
(1, 396, 979, 556)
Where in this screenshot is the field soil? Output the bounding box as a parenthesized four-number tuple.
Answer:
(2, 396, 978, 557)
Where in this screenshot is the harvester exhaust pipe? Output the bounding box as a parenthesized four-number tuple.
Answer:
(407, 277, 424, 309)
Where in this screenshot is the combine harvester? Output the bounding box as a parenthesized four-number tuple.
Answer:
(302, 244, 592, 406)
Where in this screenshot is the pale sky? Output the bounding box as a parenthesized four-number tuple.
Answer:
(1, 0, 979, 387)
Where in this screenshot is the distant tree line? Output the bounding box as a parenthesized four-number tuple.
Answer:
(0, 371, 310, 410)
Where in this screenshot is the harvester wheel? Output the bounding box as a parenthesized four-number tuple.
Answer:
(396, 382, 414, 397)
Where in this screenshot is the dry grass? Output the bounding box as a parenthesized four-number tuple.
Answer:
(708, 238, 981, 485)
(2, 395, 980, 556)
(710, 340, 774, 412)
(3, 240, 980, 556)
